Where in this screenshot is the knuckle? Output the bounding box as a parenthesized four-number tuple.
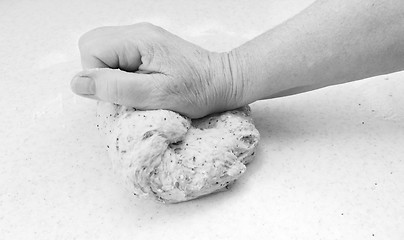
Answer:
(78, 33, 90, 51)
(78, 27, 99, 47)
(131, 22, 165, 34)
(135, 22, 154, 28)
(78, 26, 116, 50)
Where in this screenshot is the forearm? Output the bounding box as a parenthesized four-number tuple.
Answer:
(231, 0, 404, 103)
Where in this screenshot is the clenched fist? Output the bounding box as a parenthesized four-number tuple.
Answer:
(71, 22, 246, 118)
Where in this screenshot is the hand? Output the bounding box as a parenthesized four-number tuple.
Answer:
(71, 22, 246, 118)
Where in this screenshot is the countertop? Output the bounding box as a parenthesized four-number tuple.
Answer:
(1, 0, 404, 239)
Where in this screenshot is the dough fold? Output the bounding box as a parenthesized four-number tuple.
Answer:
(97, 103, 260, 203)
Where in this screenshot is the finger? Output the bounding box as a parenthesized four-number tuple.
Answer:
(80, 52, 111, 69)
(78, 26, 142, 71)
(71, 68, 166, 109)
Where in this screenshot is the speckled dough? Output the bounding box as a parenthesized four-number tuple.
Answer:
(97, 102, 260, 203)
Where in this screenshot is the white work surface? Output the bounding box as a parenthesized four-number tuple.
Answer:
(1, 0, 404, 239)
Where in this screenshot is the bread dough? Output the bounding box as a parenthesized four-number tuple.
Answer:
(97, 102, 260, 203)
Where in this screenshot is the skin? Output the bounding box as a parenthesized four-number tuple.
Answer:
(71, 0, 404, 118)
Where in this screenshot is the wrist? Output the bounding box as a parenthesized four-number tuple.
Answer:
(226, 47, 262, 105)
(214, 50, 254, 109)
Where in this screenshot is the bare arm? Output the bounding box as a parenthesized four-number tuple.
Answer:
(72, 0, 404, 118)
(231, 0, 404, 104)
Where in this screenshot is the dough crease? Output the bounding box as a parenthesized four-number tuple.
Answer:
(97, 103, 260, 203)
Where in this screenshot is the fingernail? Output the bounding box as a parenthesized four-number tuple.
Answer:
(71, 75, 95, 95)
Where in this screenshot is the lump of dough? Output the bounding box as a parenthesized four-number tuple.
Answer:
(97, 102, 260, 203)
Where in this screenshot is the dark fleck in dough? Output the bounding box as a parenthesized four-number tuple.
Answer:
(97, 102, 260, 203)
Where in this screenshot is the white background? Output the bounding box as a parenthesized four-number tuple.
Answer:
(1, 0, 404, 239)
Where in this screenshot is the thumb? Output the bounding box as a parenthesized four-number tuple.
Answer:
(71, 68, 166, 109)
